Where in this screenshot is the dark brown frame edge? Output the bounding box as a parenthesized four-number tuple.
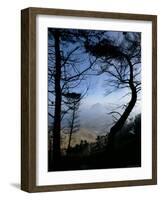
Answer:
(21, 7, 157, 193)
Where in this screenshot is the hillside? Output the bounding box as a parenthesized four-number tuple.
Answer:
(61, 128, 97, 149)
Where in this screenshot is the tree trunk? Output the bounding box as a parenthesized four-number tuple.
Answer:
(107, 57, 137, 150)
(67, 107, 76, 153)
(52, 30, 61, 170)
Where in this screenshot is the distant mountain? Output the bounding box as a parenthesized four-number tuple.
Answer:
(49, 102, 114, 136)
(90, 103, 105, 112)
(79, 102, 112, 135)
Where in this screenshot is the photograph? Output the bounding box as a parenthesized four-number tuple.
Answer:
(48, 28, 141, 172)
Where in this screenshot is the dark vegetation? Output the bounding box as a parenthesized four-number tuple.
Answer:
(48, 28, 141, 171)
(48, 114, 141, 171)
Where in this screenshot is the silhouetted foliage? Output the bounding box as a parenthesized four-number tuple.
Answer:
(48, 114, 141, 171)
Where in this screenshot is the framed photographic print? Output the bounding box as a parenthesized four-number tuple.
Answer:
(21, 7, 157, 192)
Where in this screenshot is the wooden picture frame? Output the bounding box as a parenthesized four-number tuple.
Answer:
(21, 7, 157, 192)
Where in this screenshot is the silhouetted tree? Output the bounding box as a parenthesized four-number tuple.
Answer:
(64, 92, 81, 153)
(48, 28, 98, 169)
(50, 29, 61, 169)
(84, 32, 141, 150)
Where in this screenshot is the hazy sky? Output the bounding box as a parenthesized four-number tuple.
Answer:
(48, 28, 141, 128)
